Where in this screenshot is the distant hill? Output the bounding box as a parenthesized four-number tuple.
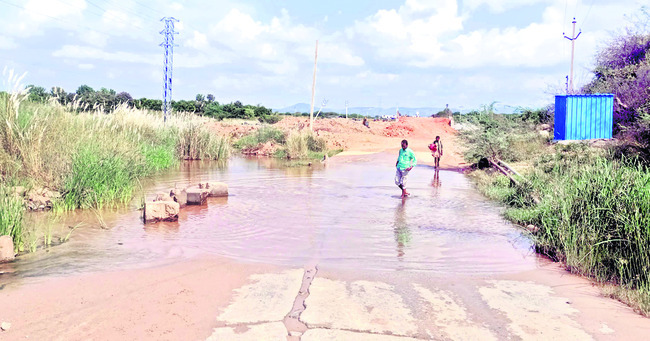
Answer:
(274, 104, 448, 117)
(274, 103, 519, 116)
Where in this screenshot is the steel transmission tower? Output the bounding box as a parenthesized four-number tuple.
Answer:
(160, 17, 179, 122)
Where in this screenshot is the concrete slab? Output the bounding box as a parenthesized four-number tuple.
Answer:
(206, 322, 287, 341)
(413, 284, 498, 341)
(302, 328, 422, 341)
(301, 278, 418, 337)
(217, 269, 303, 324)
(478, 280, 593, 340)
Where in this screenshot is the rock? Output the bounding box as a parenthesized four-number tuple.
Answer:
(538, 130, 550, 138)
(538, 123, 551, 131)
(170, 187, 188, 207)
(154, 192, 174, 202)
(27, 193, 50, 210)
(527, 224, 539, 234)
(0, 321, 10, 331)
(186, 187, 209, 205)
(143, 201, 180, 222)
(207, 182, 229, 197)
(0, 236, 15, 262)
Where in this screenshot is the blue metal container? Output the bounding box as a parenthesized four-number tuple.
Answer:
(554, 94, 614, 140)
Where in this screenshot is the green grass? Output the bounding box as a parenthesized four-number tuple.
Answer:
(233, 126, 285, 150)
(0, 88, 229, 250)
(0, 183, 24, 252)
(470, 148, 650, 315)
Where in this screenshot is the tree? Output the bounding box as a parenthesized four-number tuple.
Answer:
(51, 86, 67, 104)
(26, 85, 48, 103)
(206, 94, 215, 102)
(116, 92, 133, 106)
(195, 94, 205, 102)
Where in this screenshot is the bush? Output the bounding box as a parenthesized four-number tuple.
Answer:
(234, 126, 285, 150)
(258, 114, 282, 124)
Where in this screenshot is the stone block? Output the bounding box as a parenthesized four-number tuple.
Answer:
(186, 187, 209, 205)
(144, 201, 180, 222)
(170, 187, 188, 207)
(207, 182, 229, 197)
(0, 235, 15, 262)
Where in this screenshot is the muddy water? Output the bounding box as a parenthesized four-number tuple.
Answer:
(1, 155, 538, 284)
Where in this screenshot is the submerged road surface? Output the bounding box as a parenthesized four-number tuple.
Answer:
(1, 156, 649, 340)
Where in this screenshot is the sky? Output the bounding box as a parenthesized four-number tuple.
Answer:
(0, 0, 646, 111)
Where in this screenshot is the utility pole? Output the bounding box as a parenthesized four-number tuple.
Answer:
(309, 40, 319, 131)
(564, 18, 581, 94)
(160, 17, 179, 123)
(345, 100, 349, 119)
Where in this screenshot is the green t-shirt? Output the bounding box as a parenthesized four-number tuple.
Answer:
(397, 147, 417, 170)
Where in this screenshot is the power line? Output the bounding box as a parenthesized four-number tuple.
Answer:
(579, 0, 596, 31)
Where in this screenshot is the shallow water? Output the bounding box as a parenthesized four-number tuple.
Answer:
(0, 155, 538, 284)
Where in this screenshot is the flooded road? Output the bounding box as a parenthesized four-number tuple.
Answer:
(3, 155, 650, 341)
(2, 155, 534, 282)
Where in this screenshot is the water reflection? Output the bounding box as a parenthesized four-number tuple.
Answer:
(393, 199, 411, 262)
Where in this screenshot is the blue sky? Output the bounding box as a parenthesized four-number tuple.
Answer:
(0, 0, 645, 111)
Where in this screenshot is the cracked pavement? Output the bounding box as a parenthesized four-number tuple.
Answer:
(206, 263, 650, 341)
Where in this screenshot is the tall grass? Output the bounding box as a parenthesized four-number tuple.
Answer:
(0, 82, 229, 248)
(471, 145, 650, 314)
(0, 184, 24, 251)
(233, 125, 285, 150)
(286, 131, 327, 159)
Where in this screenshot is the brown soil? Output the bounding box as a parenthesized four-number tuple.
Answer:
(207, 116, 467, 169)
(0, 256, 280, 341)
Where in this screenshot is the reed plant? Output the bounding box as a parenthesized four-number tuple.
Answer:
(0, 184, 24, 251)
(233, 125, 285, 150)
(471, 147, 650, 314)
(0, 78, 229, 249)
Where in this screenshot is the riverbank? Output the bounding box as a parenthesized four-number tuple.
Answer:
(0, 93, 228, 254)
(459, 111, 650, 315)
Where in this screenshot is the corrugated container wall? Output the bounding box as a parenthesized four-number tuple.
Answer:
(554, 94, 614, 140)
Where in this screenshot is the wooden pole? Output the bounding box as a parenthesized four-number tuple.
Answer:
(309, 40, 319, 131)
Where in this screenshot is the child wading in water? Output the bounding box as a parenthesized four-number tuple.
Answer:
(395, 139, 417, 198)
(429, 136, 443, 169)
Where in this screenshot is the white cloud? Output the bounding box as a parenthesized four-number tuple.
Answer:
(78, 31, 109, 48)
(208, 8, 364, 67)
(78, 63, 95, 70)
(0, 35, 17, 49)
(52, 45, 158, 65)
(463, 0, 547, 13)
(186, 31, 209, 50)
(24, 0, 86, 22)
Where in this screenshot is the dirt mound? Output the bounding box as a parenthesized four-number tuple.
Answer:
(384, 117, 415, 137)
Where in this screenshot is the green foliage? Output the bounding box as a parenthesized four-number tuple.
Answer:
(471, 145, 650, 313)
(62, 144, 137, 209)
(0, 183, 24, 252)
(26, 85, 48, 103)
(285, 131, 327, 159)
(234, 126, 286, 150)
(460, 111, 548, 163)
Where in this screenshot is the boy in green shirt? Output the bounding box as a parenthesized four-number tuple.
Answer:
(395, 139, 417, 198)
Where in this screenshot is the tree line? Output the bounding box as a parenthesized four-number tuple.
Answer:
(21, 84, 279, 122)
